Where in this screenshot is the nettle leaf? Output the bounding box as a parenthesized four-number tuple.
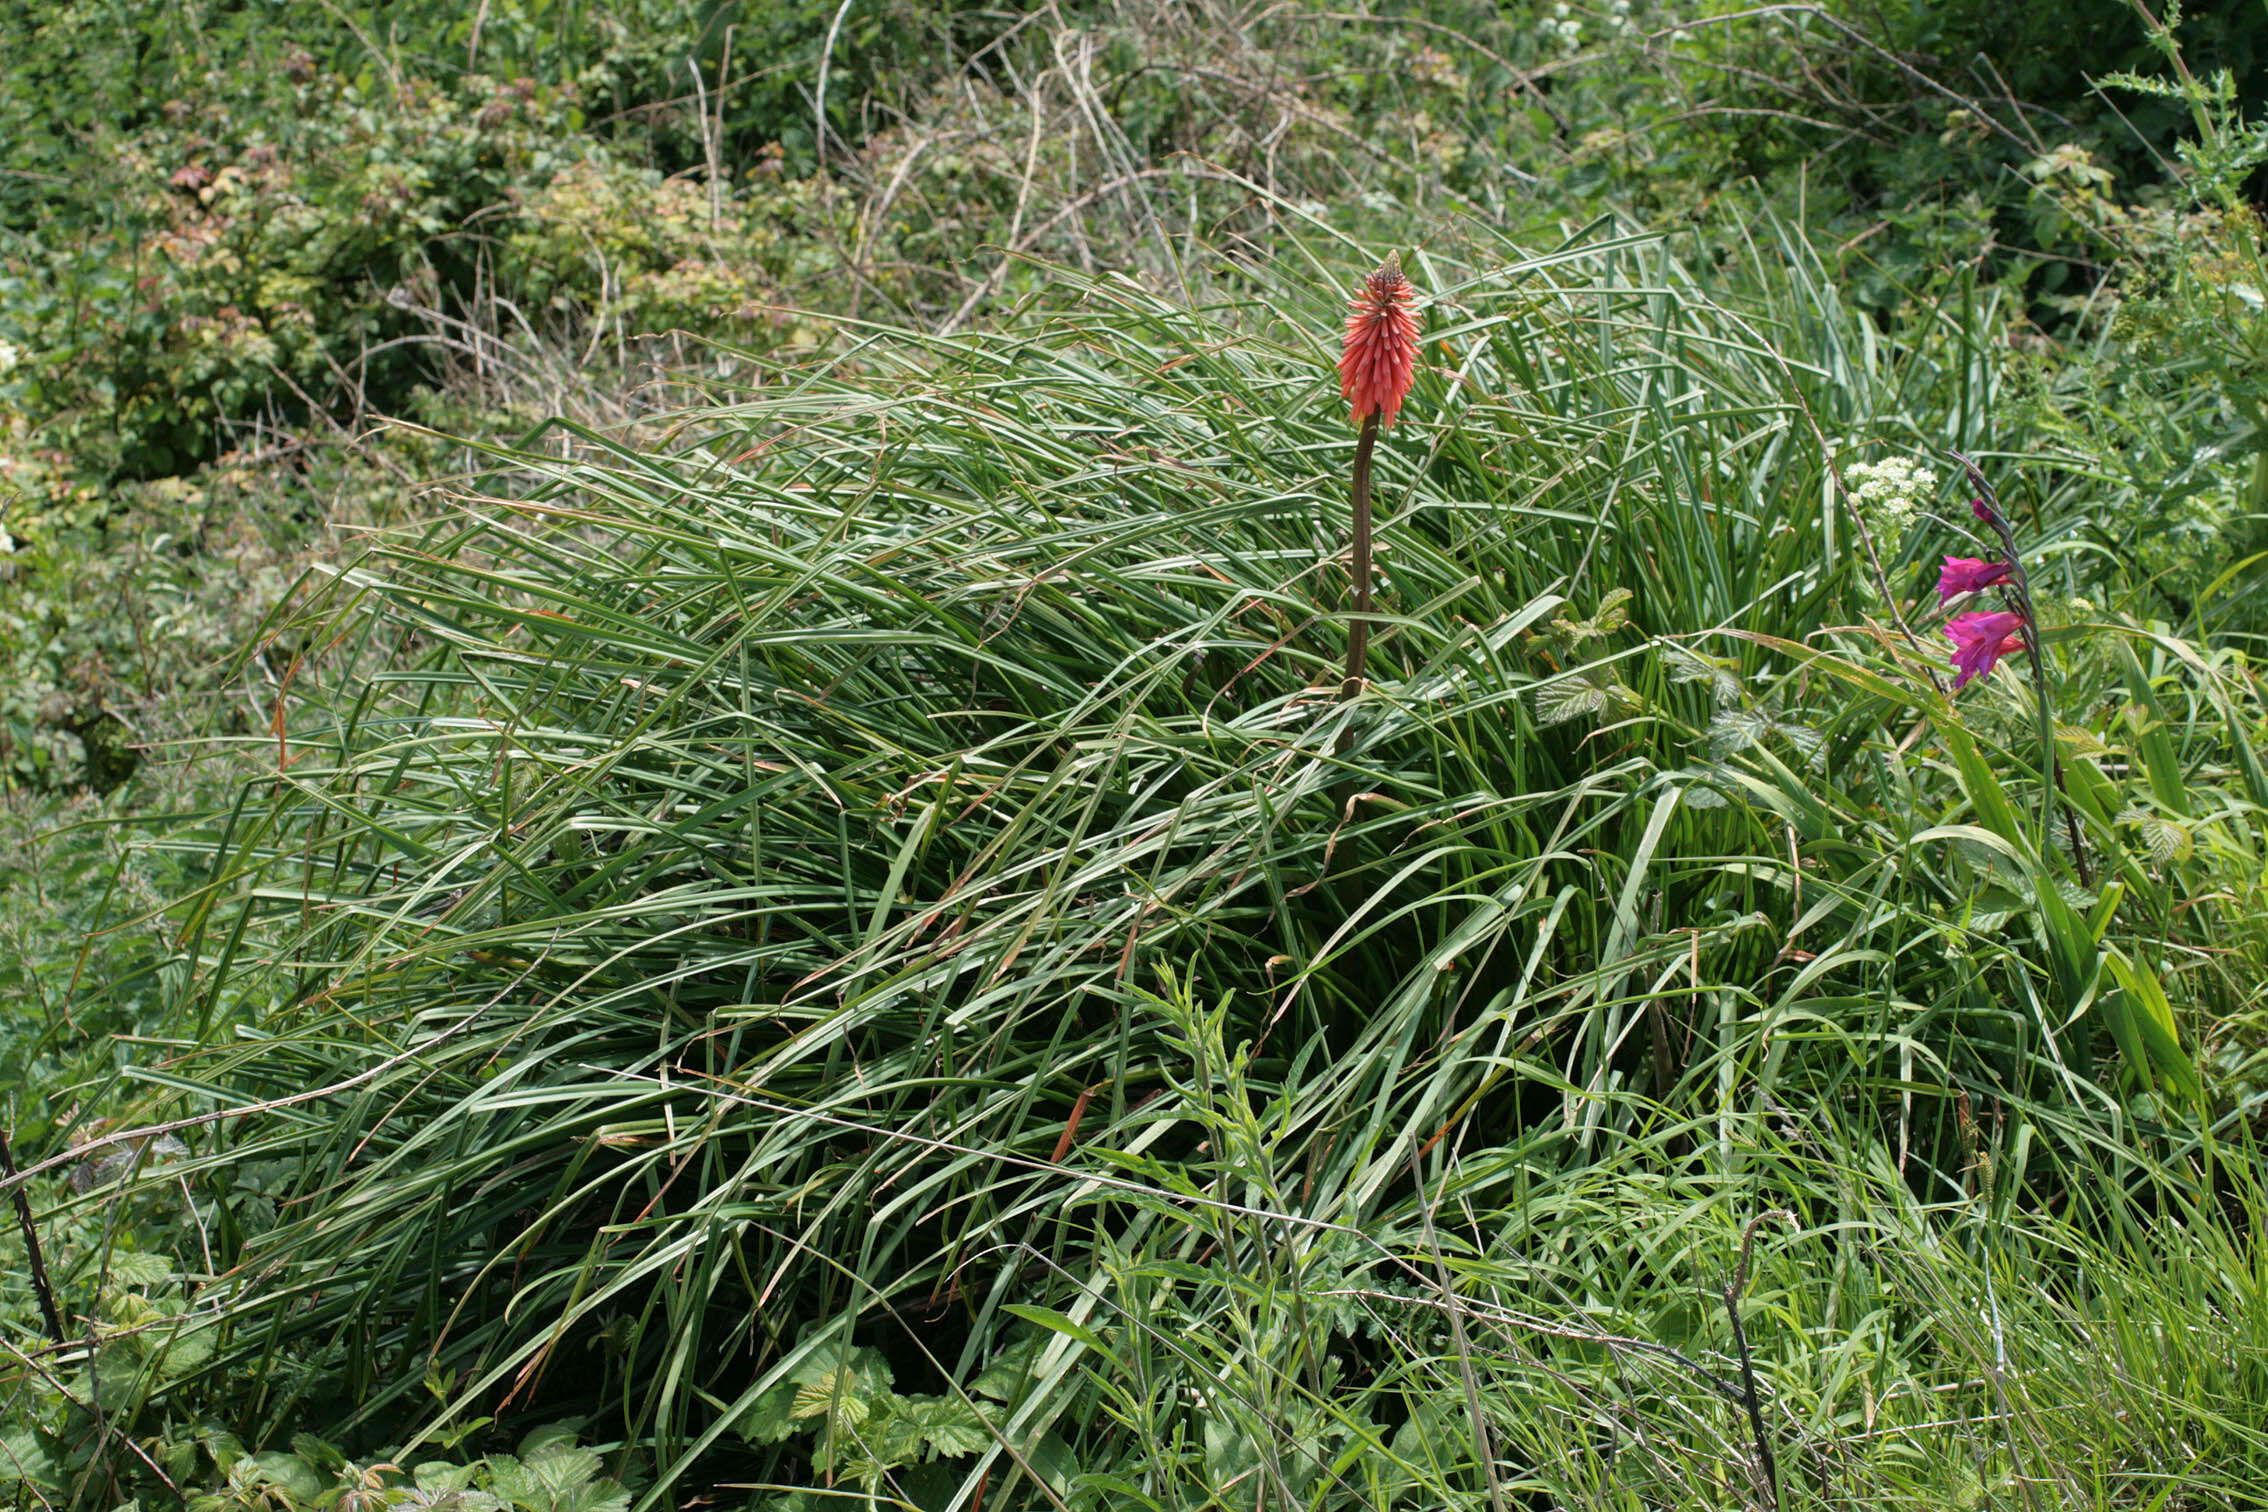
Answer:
(0, 1427, 63, 1490)
(249, 1451, 326, 1502)
(2141, 816, 2193, 866)
(528, 1446, 604, 1500)
(731, 1387, 799, 1445)
(969, 1337, 1044, 1403)
(1778, 719, 1826, 770)
(1586, 586, 1635, 637)
(104, 1249, 178, 1290)
(1535, 676, 1609, 727)
(149, 1317, 219, 1371)
(403, 1491, 505, 1512)
(484, 1456, 541, 1510)
(547, 1479, 629, 1512)
(1663, 644, 1745, 706)
(910, 1397, 990, 1459)
(415, 1463, 481, 1494)
(793, 1344, 892, 1393)
(1708, 708, 1769, 756)
(865, 1400, 926, 1467)
(199, 1428, 249, 1478)
(1548, 588, 1635, 648)
(517, 1426, 583, 1459)
(2118, 806, 2195, 867)
(737, 1343, 894, 1444)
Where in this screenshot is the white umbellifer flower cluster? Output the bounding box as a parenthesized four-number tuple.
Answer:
(1606, 0, 1639, 37)
(1546, 3, 1583, 54)
(1842, 456, 1937, 533)
(0, 340, 20, 376)
(1841, 456, 1938, 597)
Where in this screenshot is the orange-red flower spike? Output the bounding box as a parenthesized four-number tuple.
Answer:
(1339, 254, 1419, 428)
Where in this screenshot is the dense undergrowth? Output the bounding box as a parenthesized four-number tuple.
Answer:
(9, 3, 2268, 1510)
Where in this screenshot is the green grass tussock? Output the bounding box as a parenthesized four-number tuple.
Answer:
(87, 221, 2268, 1506)
(10, 2, 2268, 1507)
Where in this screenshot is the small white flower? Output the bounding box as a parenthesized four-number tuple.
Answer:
(1843, 456, 1937, 525)
(1545, 1, 1583, 52)
(1841, 456, 1939, 578)
(0, 341, 19, 376)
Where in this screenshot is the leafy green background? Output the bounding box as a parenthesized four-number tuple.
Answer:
(8, 1, 2268, 1509)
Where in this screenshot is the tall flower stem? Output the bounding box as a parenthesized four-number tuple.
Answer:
(1955, 453, 2091, 885)
(1336, 253, 1417, 699)
(1344, 411, 1380, 695)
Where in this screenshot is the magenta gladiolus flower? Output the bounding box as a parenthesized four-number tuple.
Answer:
(1938, 555, 2013, 605)
(1971, 496, 1993, 522)
(1946, 610, 2026, 689)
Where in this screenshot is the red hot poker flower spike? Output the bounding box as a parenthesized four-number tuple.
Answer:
(1340, 254, 1419, 428)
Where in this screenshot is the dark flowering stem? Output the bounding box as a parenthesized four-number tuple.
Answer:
(0, 1129, 66, 1346)
(1956, 454, 2091, 886)
(1344, 411, 1380, 695)
(1726, 1211, 1794, 1511)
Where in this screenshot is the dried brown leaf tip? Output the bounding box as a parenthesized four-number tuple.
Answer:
(1339, 253, 1419, 428)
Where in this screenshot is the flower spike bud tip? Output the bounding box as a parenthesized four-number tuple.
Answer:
(1340, 253, 1419, 428)
(1945, 610, 2027, 689)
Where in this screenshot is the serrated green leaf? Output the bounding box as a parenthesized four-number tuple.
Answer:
(2140, 816, 2191, 866)
(910, 1397, 990, 1459)
(104, 1250, 178, 1289)
(528, 1446, 602, 1499)
(0, 1428, 62, 1490)
(1708, 707, 1768, 755)
(516, 1425, 582, 1460)
(250, 1451, 326, 1502)
(1535, 676, 1607, 726)
(485, 1455, 540, 1511)
(549, 1479, 628, 1512)
(1662, 644, 1745, 705)
(730, 1383, 800, 1445)
(791, 1367, 869, 1432)
(415, 1463, 479, 1494)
